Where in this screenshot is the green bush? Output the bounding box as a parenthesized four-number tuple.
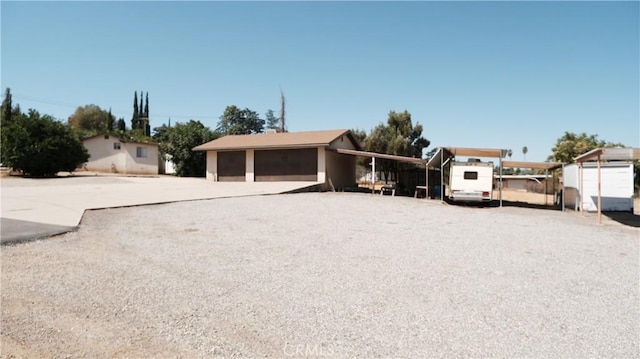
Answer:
(1, 109, 89, 177)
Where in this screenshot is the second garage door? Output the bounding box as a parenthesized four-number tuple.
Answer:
(255, 148, 317, 181)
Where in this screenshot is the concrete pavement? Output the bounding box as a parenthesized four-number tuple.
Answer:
(1, 175, 319, 244)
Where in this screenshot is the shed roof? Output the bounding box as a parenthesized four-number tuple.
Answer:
(574, 147, 640, 162)
(193, 129, 361, 151)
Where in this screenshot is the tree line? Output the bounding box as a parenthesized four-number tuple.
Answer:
(1, 86, 636, 189)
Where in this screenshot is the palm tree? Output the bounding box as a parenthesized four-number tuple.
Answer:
(522, 146, 528, 161)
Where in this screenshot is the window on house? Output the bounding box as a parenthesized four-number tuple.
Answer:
(104, 135, 109, 139)
(463, 171, 478, 180)
(136, 146, 148, 158)
(113, 142, 121, 150)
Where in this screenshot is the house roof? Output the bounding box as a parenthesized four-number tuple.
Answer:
(193, 129, 361, 151)
(83, 134, 158, 147)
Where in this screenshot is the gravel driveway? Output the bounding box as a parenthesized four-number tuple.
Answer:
(2, 193, 638, 358)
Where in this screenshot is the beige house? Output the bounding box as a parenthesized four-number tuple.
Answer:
(83, 134, 159, 175)
(193, 129, 361, 189)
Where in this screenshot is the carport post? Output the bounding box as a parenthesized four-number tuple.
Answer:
(579, 162, 584, 216)
(544, 169, 548, 206)
(440, 148, 444, 203)
(499, 155, 503, 207)
(371, 156, 376, 195)
(425, 165, 429, 199)
(597, 154, 602, 225)
(561, 164, 565, 212)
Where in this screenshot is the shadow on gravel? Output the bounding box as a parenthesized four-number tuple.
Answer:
(442, 198, 561, 211)
(498, 200, 562, 211)
(603, 212, 640, 228)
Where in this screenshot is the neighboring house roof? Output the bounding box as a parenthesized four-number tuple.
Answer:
(83, 134, 159, 147)
(193, 129, 361, 151)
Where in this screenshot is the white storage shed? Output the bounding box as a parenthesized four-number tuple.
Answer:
(563, 162, 634, 212)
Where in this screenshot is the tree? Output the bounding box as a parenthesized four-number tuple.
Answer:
(132, 91, 140, 130)
(157, 120, 217, 177)
(364, 110, 430, 182)
(116, 118, 126, 132)
(217, 105, 264, 135)
(522, 146, 528, 161)
(265, 109, 280, 132)
(547, 132, 626, 163)
(350, 128, 367, 149)
(107, 108, 115, 132)
(279, 89, 287, 132)
(507, 149, 513, 159)
(2, 109, 89, 176)
(350, 128, 368, 169)
(68, 104, 112, 136)
(1, 87, 12, 126)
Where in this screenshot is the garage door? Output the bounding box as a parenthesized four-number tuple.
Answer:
(255, 148, 317, 181)
(217, 151, 246, 181)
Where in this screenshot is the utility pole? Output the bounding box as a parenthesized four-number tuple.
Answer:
(279, 89, 286, 133)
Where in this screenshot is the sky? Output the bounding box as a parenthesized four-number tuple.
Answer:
(2, 1, 638, 162)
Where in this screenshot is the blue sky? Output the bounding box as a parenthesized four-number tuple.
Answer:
(2, 1, 638, 162)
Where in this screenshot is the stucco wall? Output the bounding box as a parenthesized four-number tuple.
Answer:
(205, 151, 217, 180)
(83, 136, 127, 173)
(83, 135, 158, 175)
(122, 142, 159, 175)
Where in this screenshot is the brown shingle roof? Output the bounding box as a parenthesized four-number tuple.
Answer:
(193, 129, 360, 151)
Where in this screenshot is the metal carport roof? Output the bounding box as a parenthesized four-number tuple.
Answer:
(502, 161, 565, 208)
(334, 148, 426, 164)
(427, 147, 505, 169)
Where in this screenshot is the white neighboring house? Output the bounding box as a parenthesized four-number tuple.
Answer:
(83, 134, 159, 175)
(563, 162, 634, 212)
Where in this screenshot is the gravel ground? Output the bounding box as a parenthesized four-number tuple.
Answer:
(2, 193, 638, 358)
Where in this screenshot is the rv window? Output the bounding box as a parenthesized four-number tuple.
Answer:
(463, 171, 478, 180)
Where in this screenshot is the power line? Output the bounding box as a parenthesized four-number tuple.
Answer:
(11, 93, 220, 120)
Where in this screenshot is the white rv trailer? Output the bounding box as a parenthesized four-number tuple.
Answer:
(449, 159, 494, 202)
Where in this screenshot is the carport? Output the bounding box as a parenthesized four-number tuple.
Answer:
(426, 147, 506, 205)
(501, 160, 564, 209)
(574, 147, 640, 224)
(335, 148, 426, 193)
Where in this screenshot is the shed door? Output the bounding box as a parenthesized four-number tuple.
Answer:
(255, 148, 317, 181)
(217, 151, 246, 182)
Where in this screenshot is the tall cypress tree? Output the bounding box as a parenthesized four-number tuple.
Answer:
(139, 91, 144, 119)
(132, 91, 139, 129)
(144, 92, 149, 118)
